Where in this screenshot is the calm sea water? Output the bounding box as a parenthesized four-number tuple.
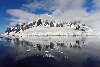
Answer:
(0, 36, 100, 67)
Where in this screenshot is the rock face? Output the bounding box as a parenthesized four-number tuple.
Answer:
(3, 18, 94, 38)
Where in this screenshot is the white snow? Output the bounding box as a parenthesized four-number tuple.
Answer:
(2, 15, 98, 38)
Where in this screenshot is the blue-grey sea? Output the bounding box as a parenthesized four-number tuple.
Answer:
(0, 36, 100, 67)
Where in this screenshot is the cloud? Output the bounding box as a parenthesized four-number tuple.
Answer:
(7, 9, 37, 26)
(22, 0, 85, 14)
(93, 0, 100, 9)
(7, 9, 36, 19)
(6, 9, 54, 26)
(9, 18, 28, 26)
(22, 0, 87, 20)
(83, 11, 100, 31)
(22, 0, 57, 12)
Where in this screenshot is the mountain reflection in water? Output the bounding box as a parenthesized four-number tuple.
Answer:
(0, 36, 100, 67)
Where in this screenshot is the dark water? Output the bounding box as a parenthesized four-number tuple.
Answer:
(0, 36, 100, 67)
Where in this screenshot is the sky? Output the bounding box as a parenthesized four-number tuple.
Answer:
(0, 0, 100, 33)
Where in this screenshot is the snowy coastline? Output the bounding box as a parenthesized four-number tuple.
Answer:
(2, 18, 97, 39)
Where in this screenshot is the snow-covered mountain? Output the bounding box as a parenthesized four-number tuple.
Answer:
(2, 16, 96, 38)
